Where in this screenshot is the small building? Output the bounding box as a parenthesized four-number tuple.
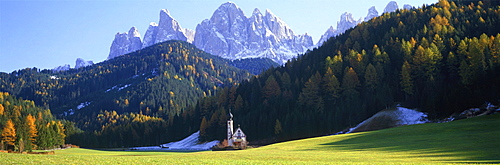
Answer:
(227, 110, 248, 148)
(230, 126, 247, 148)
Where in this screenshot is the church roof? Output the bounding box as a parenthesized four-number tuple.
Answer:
(232, 127, 246, 138)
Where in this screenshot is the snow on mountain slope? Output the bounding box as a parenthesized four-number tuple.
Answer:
(194, 2, 312, 64)
(131, 131, 219, 150)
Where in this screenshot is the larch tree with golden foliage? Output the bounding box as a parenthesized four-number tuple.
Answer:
(26, 114, 38, 149)
(1, 119, 16, 147)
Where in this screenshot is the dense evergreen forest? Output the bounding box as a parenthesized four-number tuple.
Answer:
(0, 41, 252, 120)
(0, 92, 78, 151)
(195, 0, 500, 143)
(2, 0, 500, 148)
(0, 41, 255, 147)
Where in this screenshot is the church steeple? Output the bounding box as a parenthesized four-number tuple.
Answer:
(227, 109, 234, 146)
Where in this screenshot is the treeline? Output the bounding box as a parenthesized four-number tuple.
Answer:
(195, 0, 500, 143)
(0, 92, 79, 151)
(229, 58, 280, 75)
(68, 111, 170, 148)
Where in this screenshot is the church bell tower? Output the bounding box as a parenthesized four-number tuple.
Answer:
(227, 109, 234, 146)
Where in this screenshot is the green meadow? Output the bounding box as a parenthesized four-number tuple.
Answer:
(2, 114, 499, 164)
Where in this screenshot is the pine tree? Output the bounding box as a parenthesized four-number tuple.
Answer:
(262, 75, 281, 99)
(322, 67, 340, 102)
(274, 119, 282, 135)
(1, 119, 16, 147)
(401, 61, 414, 97)
(298, 72, 323, 113)
(364, 64, 378, 91)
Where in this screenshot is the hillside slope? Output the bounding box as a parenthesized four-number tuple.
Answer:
(194, 0, 500, 143)
(2, 114, 499, 164)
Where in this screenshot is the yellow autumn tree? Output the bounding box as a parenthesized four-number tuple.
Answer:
(26, 114, 38, 148)
(1, 119, 16, 146)
(0, 104, 4, 115)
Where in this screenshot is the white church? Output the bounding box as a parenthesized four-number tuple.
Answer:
(227, 110, 247, 148)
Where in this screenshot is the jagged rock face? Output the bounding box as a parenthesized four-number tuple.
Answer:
(364, 6, 379, 22)
(142, 9, 193, 49)
(108, 27, 142, 60)
(194, 2, 312, 64)
(336, 12, 359, 35)
(316, 12, 359, 47)
(142, 22, 159, 48)
(383, 1, 399, 14)
(53, 64, 70, 72)
(316, 26, 337, 46)
(155, 9, 188, 43)
(75, 58, 94, 69)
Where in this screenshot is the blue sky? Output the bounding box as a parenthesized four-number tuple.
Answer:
(0, 0, 437, 73)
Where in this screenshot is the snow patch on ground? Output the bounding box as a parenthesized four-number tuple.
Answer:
(342, 106, 428, 134)
(63, 102, 91, 116)
(105, 84, 131, 93)
(131, 131, 219, 151)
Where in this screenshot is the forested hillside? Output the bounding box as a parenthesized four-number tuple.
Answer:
(0, 41, 251, 119)
(2, 0, 500, 148)
(0, 92, 78, 151)
(0, 41, 254, 147)
(195, 0, 500, 143)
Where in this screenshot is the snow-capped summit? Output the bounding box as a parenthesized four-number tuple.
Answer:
(107, 27, 142, 60)
(383, 1, 399, 14)
(193, 2, 312, 64)
(364, 6, 379, 22)
(75, 58, 94, 69)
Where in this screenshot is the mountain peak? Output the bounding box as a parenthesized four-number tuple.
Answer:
(252, 8, 261, 16)
(128, 27, 141, 38)
(384, 1, 399, 13)
(336, 12, 358, 35)
(107, 27, 142, 60)
(160, 9, 170, 15)
(75, 58, 94, 69)
(364, 6, 379, 22)
(194, 2, 312, 64)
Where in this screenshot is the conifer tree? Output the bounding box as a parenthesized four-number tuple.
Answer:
(1, 119, 16, 147)
(322, 67, 340, 102)
(401, 61, 414, 98)
(26, 114, 38, 149)
(262, 75, 281, 99)
(0, 104, 4, 116)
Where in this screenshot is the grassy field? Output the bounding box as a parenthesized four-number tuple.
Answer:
(2, 114, 499, 164)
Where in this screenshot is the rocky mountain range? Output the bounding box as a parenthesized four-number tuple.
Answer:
(53, 58, 94, 72)
(107, 2, 312, 64)
(106, 1, 414, 65)
(108, 27, 142, 60)
(316, 1, 413, 46)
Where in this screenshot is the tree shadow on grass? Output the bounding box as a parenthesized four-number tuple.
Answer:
(316, 115, 500, 164)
